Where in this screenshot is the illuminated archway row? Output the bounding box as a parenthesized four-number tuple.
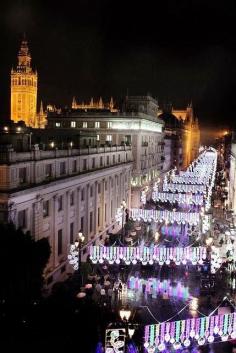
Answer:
(144, 311, 236, 352)
(152, 192, 204, 205)
(89, 245, 207, 265)
(130, 208, 200, 225)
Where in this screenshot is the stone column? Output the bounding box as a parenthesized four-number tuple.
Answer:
(32, 194, 43, 241)
(85, 184, 90, 238)
(94, 181, 98, 235)
(76, 186, 81, 234)
(52, 194, 57, 268)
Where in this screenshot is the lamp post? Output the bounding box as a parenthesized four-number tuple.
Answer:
(75, 231, 85, 270)
(119, 308, 136, 352)
(120, 200, 127, 242)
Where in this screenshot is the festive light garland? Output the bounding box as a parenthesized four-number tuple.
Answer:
(89, 245, 207, 265)
(68, 244, 79, 270)
(162, 183, 207, 194)
(172, 175, 211, 185)
(130, 208, 200, 225)
(144, 311, 236, 352)
(152, 192, 204, 205)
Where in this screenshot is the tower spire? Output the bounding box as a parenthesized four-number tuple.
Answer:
(17, 36, 32, 71)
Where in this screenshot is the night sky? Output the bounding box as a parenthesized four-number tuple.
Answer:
(1, 0, 236, 128)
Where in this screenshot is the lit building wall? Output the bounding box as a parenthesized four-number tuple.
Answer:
(47, 102, 165, 207)
(0, 145, 132, 286)
(229, 142, 236, 213)
(11, 39, 37, 127)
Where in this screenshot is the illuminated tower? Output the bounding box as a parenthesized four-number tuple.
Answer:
(11, 38, 38, 127)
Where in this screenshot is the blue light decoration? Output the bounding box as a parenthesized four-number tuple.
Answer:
(95, 342, 104, 353)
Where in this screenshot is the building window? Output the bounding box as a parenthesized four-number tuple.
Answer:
(45, 164, 52, 178)
(105, 204, 107, 221)
(105, 180, 108, 190)
(100, 156, 103, 167)
(90, 185, 93, 197)
(98, 183, 101, 194)
(72, 160, 77, 173)
(107, 122, 112, 128)
(56, 122, 61, 127)
(70, 223, 74, 244)
(81, 216, 84, 232)
(98, 207, 100, 227)
(58, 229, 63, 256)
(90, 211, 93, 233)
(92, 157, 95, 169)
(58, 195, 63, 211)
(106, 135, 112, 142)
(70, 192, 74, 206)
(71, 121, 76, 128)
(60, 161, 66, 175)
(19, 167, 27, 184)
(18, 209, 27, 228)
(113, 155, 115, 164)
(97, 134, 100, 141)
(106, 155, 109, 165)
(111, 200, 113, 218)
(81, 188, 85, 201)
(83, 159, 87, 171)
(43, 200, 49, 218)
(95, 122, 100, 128)
(83, 122, 87, 128)
(111, 178, 113, 188)
(118, 154, 121, 163)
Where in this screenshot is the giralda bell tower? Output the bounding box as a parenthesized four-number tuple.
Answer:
(11, 38, 37, 127)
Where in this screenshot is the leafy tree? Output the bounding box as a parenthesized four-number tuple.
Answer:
(0, 223, 51, 316)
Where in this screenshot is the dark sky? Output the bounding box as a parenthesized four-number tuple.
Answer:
(1, 0, 236, 128)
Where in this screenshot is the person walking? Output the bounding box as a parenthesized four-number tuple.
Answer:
(108, 287, 113, 307)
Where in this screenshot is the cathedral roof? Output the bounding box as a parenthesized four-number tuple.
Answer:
(158, 112, 182, 129)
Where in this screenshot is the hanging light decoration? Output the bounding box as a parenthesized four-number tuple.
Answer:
(89, 245, 207, 265)
(144, 310, 236, 351)
(130, 208, 200, 225)
(152, 192, 204, 205)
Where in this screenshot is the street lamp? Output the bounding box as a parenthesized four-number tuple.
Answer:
(75, 231, 85, 275)
(119, 308, 131, 322)
(119, 308, 137, 353)
(120, 200, 127, 242)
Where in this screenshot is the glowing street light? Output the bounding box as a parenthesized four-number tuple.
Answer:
(119, 308, 131, 322)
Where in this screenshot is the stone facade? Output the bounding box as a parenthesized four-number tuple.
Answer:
(47, 96, 165, 207)
(0, 144, 133, 285)
(229, 141, 236, 213)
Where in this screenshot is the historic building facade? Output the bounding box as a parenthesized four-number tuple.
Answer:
(11, 39, 46, 128)
(0, 135, 132, 285)
(47, 95, 165, 207)
(229, 138, 236, 213)
(159, 103, 200, 169)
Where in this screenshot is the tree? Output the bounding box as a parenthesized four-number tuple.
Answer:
(0, 223, 51, 316)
